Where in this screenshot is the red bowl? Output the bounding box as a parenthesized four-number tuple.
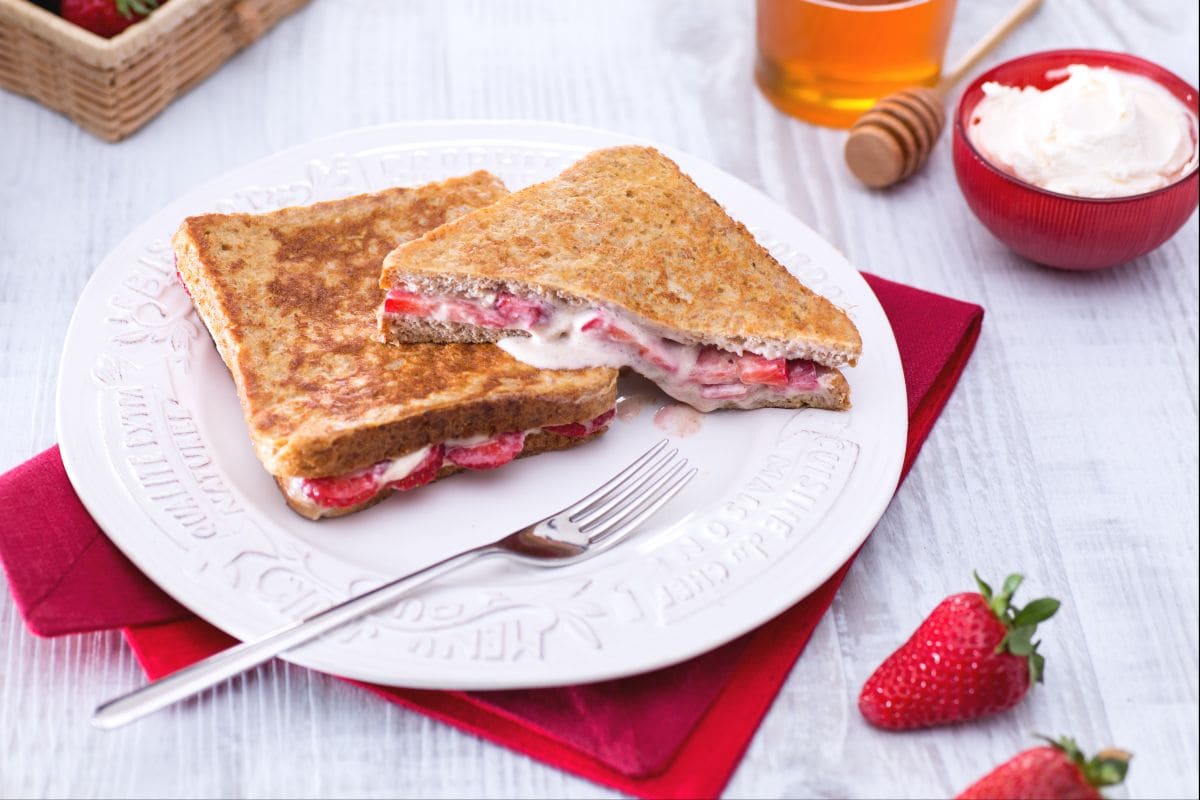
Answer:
(953, 50, 1199, 271)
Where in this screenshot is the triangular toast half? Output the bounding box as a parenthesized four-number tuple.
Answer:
(377, 147, 861, 412)
(173, 174, 617, 519)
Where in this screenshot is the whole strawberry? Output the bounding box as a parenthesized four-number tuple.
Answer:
(957, 737, 1131, 799)
(60, 0, 161, 38)
(859, 572, 1059, 729)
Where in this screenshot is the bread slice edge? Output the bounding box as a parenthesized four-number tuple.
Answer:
(279, 428, 604, 520)
(380, 272, 860, 368)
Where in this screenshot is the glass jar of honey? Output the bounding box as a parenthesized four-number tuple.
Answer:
(756, 0, 957, 128)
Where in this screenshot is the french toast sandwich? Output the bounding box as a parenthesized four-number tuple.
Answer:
(376, 147, 862, 412)
(173, 174, 618, 520)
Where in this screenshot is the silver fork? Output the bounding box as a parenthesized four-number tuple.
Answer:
(92, 439, 695, 730)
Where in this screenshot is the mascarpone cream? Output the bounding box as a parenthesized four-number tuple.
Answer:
(968, 64, 1198, 198)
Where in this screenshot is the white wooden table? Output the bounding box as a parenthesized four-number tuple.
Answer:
(2, 1, 1197, 797)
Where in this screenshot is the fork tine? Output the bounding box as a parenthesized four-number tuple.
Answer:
(587, 466, 698, 546)
(566, 441, 674, 522)
(580, 456, 687, 534)
(573, 448, 680, 528)
(560, 439, 666, 518)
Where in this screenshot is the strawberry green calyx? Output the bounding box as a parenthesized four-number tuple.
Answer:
(973, 572, 1060, 683)
(115, 0, 159, 20)
(1042, 736, 1132, 789)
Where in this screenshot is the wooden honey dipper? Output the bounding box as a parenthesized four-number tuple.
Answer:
(844, 0, 1043, 189)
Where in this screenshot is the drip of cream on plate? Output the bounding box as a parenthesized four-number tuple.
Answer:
(968, 64, 1198, 198)
(652, 404, 705, 438)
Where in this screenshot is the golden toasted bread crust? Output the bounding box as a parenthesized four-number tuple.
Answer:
(280, 428, 603, 520)
(382, 314, 513, 344)
(381, 146, 862, 366)
(173, 175, 618, 479)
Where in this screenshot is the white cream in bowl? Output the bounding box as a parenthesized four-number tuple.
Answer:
(968, 64, 1198, 198)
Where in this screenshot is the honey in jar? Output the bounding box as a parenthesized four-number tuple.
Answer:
(756, 0, 957, 128)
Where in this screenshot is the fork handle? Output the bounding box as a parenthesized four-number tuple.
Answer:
(92, 545, 499, 730)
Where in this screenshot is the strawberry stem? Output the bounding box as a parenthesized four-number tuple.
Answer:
(115, 0, 159, 20)
(973, 571, 1060, 683)
(1038, 736, 1131, 789)
(1089, 748, 1133, 787)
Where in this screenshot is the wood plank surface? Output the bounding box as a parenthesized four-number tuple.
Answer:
(1, 1, 1196, 797)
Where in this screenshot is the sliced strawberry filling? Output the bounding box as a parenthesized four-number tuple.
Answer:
(174, 255, 193, 299)
(495, 293, 546, 327)
(735, 354, 789, 387)
(300, 465, 384, 509)
(580, 315, 637, 344)
(294, 411, 615, 510)
(389, 445, 445, 491)
(381, 289, 832, 402)
(579, 329, 821, 396)
(544, 408, 616, 438)
(445, 431, 526, 470)
(298, 445, 445, 508)
(690, 348, 739, 384)
(384, 289, 546, 329)
(786, 360, 821, 392)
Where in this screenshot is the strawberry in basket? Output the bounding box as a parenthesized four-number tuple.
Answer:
(60, 0, 163, 38)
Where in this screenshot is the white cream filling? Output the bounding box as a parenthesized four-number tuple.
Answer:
(285, 428, 548, 513)
(497, 306, 826, 412)
(283, 444, 433, 506)
(376, 445, 434, 484)
(425, 293, 498, 325)
(381, 292, 837, 414)
(497, 307, 652, 371)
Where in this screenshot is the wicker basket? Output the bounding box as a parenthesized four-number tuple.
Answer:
(0, 0, 309, 142)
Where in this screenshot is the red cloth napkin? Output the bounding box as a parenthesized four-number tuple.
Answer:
(0, 273, 982, 799)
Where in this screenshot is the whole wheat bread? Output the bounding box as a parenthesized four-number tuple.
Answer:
(379, 146, 862, 368)
(172, 175, 618, 516)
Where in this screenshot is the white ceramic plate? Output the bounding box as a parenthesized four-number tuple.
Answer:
(57, 121, 906, 689)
